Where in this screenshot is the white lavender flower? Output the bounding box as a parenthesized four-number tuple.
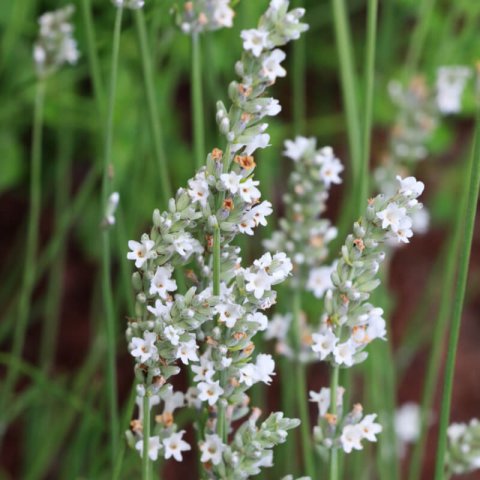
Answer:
(33, 5, 79, 77)
(177, 0, 235, 34)
(436, 66, 472, 115)
(446, 419, 480, 475)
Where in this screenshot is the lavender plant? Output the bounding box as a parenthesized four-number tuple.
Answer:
(446, 419, 480, 476)
(309, 176, 424, 471)
(264, 137, 342, 361)
(125, 1, 308, 477)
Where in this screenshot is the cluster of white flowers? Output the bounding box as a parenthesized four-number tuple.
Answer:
(310, 387, 382, 454)
(436, 66, 471, 115)
(112, 0, 145, 9)
(309, 176, 424, 454)
(177, 0, 235, 34)
(446, 419, 480, 475)
(125, 1, 307, 476)
(33, 5, 79, 78)
(311, 175, 424, 368)
(263, 137, 342, 361)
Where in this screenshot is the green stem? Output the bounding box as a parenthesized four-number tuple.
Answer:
(213, 226, 227, 442)
(2, 79, 46, 411)
(135, 8, 172, 205)
(292, 288, 315, 478)
(434, 108, 480, 480)
(101, 6, 123, 469)
(292, 0, 306, 135)
(142, 394, 151, 480)
(408, 177, 465, 480)
(80, 0, 106, 114)
(192, 32, 206, 170)
(329, 365, 340, 480)
(331, 0, 362, 179)
(357, 0, 378, 216)
(405, 0, 438, 73)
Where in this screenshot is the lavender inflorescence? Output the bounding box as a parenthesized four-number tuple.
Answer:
(125, 1, 308, 475)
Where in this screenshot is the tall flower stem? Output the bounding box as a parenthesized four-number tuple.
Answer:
(434, 107, 480, 480)
(2, 79, 46, 412)
(357, 0, 378, 216)
(329, 0, 362, 255)
(331, 0, 361, 180)
(192, 32, 206, 170)
(101, 6, 123, 468)
(407, 202, 463, 480)
(292, 287, 315, 478)
(292, 0, 306, 135)
(329, 365, 340, 480)
(142, 394, 151, 480)
(405, 0, 438, 74)
(80, 0, 106, 113)
(135, 8, 172, 205)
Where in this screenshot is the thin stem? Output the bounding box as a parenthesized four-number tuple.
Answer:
(434, 108, 480, 480)
(101, 6, 123, 469)
(357, 0, 378, 216)
(213, 226, 227, 442)
(135, 9, 172, 206)
(2, 79, 46, 410)
(192, 32, 206, 170)
(405, 0, 438, 74)
(80, 0, 106, 114)
(329, 365, 340, 480)
(142, 394, 151, 480)
(331, 0, 362, 179)
(291, 288, 315, 478)
(292, 0, 306, 135)
(408, 177, 465, 480)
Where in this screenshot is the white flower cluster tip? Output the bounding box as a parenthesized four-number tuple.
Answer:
(112, 0, 145, 10)
(310, 388, 382, 454)
(177, 0, 235, 34)
(33, 5, 79, 77)
(436, 66, 471, 115)
(447, 418, 480, 475)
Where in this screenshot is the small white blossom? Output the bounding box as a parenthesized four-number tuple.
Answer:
(341, 424, 364, 453)
(247, 312, 268, 331)
(135, 436, 162, 461)
(359, 414, 382, 442)
(241, 28, 270, 57)
(244, 133, 271, 156)
(147, 299, 173, 320)
(220, 172, 243, 194)
(307, 266, 334, 298)
(163, 325, 184, 346)
(127, 237, 156, 268)
(376, 202, 408, 232)
(188, 175, 210, 207)
(312, 330, 338, 360)
(239, 178, 261, 203)
(163, 430, 191, 462)
(333, 340, 356, 367)
(395, 403, 421, 444)
(200, 434, 225, 465)
(244, 268, 273, 299)
(255, 354, 275, 384)
(396, 175, 425, 198)
(198, 380, 224, 406)
(283, 136, 313, 161)
(176, 338, 199, 364)
(130, 331, 157, 363)
(149, 266, 177, 299)
(316, 147, 344, 186)
(215, 302, 244, 328)
(262, 49, 287, 82)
